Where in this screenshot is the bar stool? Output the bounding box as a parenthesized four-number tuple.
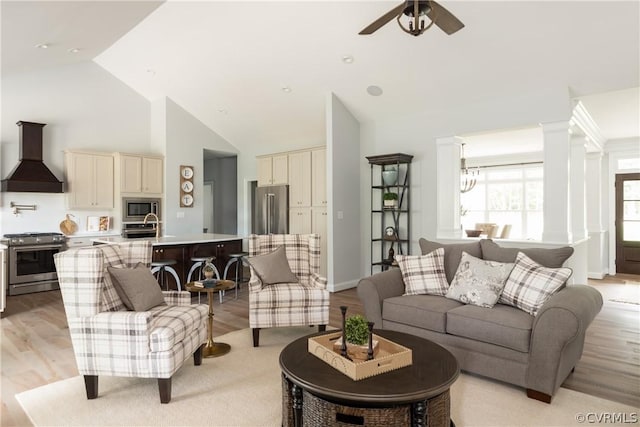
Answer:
(223, 252, 249, 300)
(151, 260, 182, 291)
(186, 256, 221, 303)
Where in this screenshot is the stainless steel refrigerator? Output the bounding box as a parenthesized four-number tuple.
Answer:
(252, 185, 289, 234)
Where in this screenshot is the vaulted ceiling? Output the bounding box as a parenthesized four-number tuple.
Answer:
(3, 1, 639, 154)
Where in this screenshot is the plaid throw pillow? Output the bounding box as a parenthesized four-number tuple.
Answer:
(501, 252, 572, 316)
(396, 248, 449, 296)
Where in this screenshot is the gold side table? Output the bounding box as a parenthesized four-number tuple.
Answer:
(186, 280, 236, 357)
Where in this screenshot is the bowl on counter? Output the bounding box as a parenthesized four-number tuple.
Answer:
(465, 229, 482, 238)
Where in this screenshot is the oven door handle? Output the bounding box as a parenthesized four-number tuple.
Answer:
(11, 244, 65, 252)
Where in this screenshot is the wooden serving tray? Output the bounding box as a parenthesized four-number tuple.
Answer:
(308, 331, 412, 381)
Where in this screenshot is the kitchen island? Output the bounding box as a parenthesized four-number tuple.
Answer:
(93, 233, 244, 290)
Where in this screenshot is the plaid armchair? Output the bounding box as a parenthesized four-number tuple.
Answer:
(54, 241, 207, 403)
(248, 234, 329, 346)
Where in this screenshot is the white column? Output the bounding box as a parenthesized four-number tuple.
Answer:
(570, 136, 588, 241)
(436, 136, 463, 238)
(541, 121, 571, 243)
(586, 152, 607, 278)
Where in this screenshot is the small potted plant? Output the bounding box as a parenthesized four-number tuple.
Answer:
(383, 192, 398, 208)
(333, 314, 379, 360)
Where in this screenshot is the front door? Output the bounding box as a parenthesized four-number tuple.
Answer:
(615, 173, 640, 274)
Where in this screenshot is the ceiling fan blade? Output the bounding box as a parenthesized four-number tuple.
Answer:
(359, 2, 406, 35)
(427, 0, 464, 35)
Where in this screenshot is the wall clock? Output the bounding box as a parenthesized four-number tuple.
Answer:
(385, 226, 396, 238)
(180, 165, 195, 207)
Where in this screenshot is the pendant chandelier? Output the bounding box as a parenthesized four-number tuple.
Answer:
(460, 143, 478, 193)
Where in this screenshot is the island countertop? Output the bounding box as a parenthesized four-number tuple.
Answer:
(92, 233, 243, 246)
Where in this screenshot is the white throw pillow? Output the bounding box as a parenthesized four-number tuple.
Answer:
(396, 248, 449, 296)
(501, 252, 572, 316)
(445, 251, 513, 308)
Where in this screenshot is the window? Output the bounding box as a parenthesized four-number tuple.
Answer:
(461, 164, 543, 239)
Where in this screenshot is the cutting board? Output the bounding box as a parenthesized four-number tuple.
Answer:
(59, 214, 78, 235)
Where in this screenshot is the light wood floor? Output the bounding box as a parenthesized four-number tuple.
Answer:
(2, 275, 638, 426)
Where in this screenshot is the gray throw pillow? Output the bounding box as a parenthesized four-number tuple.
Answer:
(446, 251, 513, 308)
(247, 246, 299, 285)
(480, 239, 573, 268)
(107, 262, 166, 311)
(419, 238, 482, 284)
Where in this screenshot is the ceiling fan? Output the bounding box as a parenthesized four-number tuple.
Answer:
(359, 0, 464, 37)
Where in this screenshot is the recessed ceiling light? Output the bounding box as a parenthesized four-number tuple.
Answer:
(367, 85, 383, 96)
(35, 43, 49, 49)
(342, 55, 354, 64)
(281, 86, 292, 93)
(68, 48, 80, 54)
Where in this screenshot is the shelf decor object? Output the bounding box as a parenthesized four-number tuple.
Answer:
(308, 331, 412, 381)
(180, 165, 195, 207)
(366, 153, 413, 274)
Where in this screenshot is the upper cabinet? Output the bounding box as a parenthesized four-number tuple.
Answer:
(257, 154, 288, 186)
(118, 153, 163, 196)
(65, 151, 114, 209)
(312, 148, 327, 207)
(288, 151, 312, 207)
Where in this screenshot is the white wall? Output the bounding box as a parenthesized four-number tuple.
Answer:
(0, 61, 151, 235)
(161, 97, 238, 235)
(326, 93, 361, 291)
(359, 86, 573, 276)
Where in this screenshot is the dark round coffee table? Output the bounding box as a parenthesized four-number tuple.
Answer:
(280, 329, 459, 427)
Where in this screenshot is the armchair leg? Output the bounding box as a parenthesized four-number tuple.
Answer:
(318, 325, 326, 333)
(252, 328, 260, 347)
(83, 375, 98, 400)
(158, 377, 172, 404)
(194, 344, 204, 366)
(526, 389, 552, 404)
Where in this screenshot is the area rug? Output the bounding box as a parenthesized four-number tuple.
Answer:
(16, 327, 637, 427)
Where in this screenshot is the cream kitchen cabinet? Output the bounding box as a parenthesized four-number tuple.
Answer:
(257, 154, 288, 186)
(65, 151, 114, 209)
(312, 207, 328, 276)
(118, 154, 163, 195)
(288, 151, 311, 207)
(289, 207, 312, 234)
(312, 148, 327, 207)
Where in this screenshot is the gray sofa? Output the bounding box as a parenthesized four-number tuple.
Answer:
(357, 239, 603, 403)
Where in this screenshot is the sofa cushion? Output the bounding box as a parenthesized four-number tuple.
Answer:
(446, 304, 534, 352)
(500, 252, 572, 315)
(396, 248, 449, 296)
(480, 239, 573, 268)
(383, 295, 463, 333)
(419, 238, 482, 283)
(446, 252, 513, 308)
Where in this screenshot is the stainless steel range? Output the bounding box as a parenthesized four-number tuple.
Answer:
(2, 232, 66, 295)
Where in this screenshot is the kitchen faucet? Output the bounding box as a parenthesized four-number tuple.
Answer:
(143, 213, 160, 239)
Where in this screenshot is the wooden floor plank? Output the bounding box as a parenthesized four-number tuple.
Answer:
(1, 274, 639, 426)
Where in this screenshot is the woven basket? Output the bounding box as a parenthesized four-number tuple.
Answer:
(282, 376, 451, 426)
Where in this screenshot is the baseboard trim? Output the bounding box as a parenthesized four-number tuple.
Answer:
(329, 280, 358, 293)
(588, 272, 606, 280)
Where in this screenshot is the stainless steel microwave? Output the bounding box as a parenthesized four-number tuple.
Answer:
(122, 198, 161, 222)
